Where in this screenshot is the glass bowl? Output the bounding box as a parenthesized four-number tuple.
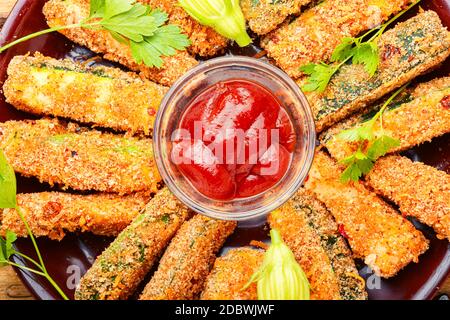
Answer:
(153, 56, 315, 221)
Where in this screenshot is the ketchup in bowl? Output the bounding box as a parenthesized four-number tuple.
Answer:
(172, 80, 296, 201)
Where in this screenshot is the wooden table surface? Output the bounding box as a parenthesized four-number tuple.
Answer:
(0, 0, 449, 300)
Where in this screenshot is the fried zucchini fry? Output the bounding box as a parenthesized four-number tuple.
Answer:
(0, 192, 150, 241)
(304, 151, 429, 278)
(139, 215, 237, 300)
(300, 11, 450, 132)
(322, 77, 450, 160)
(3, 54, 167, 135)
(75, 188, 192, 300)
(269, 189, 367, 300)
(201, 247, 264, 300)
(43, 0, 198, 86)
(141, 0, 228, 56)
(261, 0, 414, 79)
(0, 119, 160, 194)
(366, 155, 450, 241)
(240, 0, 310, 35)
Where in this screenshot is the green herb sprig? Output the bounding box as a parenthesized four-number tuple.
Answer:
(300, 0, 420, 93)
(0, 0, 190, 68)
(0, 150, 68, 300)
(337, 84, 409, 183)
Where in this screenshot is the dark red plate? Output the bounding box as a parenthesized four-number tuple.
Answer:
(0, 0, 449, 300)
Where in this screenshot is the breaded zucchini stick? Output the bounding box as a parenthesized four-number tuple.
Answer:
(3, 54, 167, 135)
(322, 77, 450, 160)
(0, 192, 150, 241)
(139, 215, 237, 300)
(142, 0, 228, 56)
(43, 0, 198, 86)
(301, 11, 450, 132)
(240, 0, 310, 35)
(201, 247, 264, 300)
(75, 188, 191, 300)
(366, 155, 450, 241)
(304, 151, 429, 278)
(261, 0, 414, 78)
(0, 119, 160, 194)
(269, 189, 367, 300)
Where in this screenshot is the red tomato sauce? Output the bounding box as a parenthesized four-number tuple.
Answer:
(173, 80, 296, 201)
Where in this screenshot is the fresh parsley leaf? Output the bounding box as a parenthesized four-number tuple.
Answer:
(89, 0, 106, 18)
(357, 158, 375, 174)
(339, 134, 398, 183)
(131, 25, 190, 68)
(100, 4, 158, 42)
(337, 127, 361, 142)
(300, 63, 337, 93)
(337, 119, 375, 142)
(152, 25, 192, 53)
(339, 154, 374, 183)
(338, 84, 407, 182)
(338, 129, 399, 182)
(352, 42, 379, 76)
(103, 0, 134, 19)
(331, 37, 356, 62)
(299, 63, 317, 75)
(85, 1, 188, 68)
(300, 1, 420, 92)
(150, 9, 169, 27)
(0, 150, 17, 209)
(0, 231, 17, 267)
(367, 135, 400, 160)
(340, 162, 362, 183)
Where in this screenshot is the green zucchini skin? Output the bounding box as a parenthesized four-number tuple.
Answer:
(301, 11, 450, 132)
(75, 188, 192, 300)
(4, 53, 168, 135)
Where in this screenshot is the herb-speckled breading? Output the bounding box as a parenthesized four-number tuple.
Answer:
(322, 77, 450, 160)
(241, 0, 310, 35)
(201, 247, 264, 300)
(366, 155, 450, 241)
(139, 215, 237, 300)
(300, 11, 450, 132)
(261, 0, 414, 79)
(0, 119, 161, 194)
(304, 151, 429, 278)
(43, 0, 198, 86)
(3, 54, 168, 135)
(269, 189, 368, 300)
(75, 188, 192, 300)
(0, 192, 150, 241)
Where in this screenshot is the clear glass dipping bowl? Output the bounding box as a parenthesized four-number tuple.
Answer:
(153, 56, 316, 221)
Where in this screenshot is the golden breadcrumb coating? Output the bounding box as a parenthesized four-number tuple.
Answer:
(0, 119, 160, 194)
(299, 11, 450, 132)
(201, 247, 264, 300)
(269, 189, 367, 300)
(75, 188, 192, 300)
(304, 151, 429, 278)
(3, 54, 167, 135)
(366, 155, 450, 241)
(43, 0, 198, 86)
(241, 0, 310, 35)
(0, 192, 150, 241)
(261, 0, 414, 79)
(270, 202, 341, 300)
(140, 215, 237, 300)
(322, 77, 450, 160)
(141, 0, 228, 56)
